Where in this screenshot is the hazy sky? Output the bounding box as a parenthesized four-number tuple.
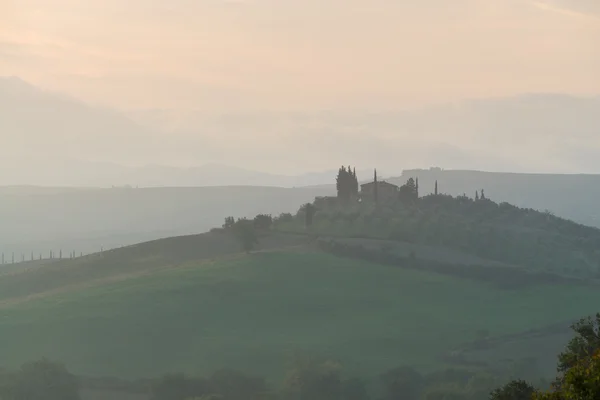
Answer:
(1, 0, 599, 111)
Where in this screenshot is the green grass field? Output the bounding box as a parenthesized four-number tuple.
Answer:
(0, 248, 598, 382)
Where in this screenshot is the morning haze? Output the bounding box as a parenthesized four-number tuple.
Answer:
(1, 0, 599, 173)
(1, 1, 600, 400)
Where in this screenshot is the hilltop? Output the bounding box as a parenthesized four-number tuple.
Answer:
(276, 187, 600, 278)
(391, 168, 600, 227)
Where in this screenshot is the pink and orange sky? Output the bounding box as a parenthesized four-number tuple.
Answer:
(1, 0, 599, 112)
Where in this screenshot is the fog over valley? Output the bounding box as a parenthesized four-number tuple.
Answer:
(1, 1, 600, 399)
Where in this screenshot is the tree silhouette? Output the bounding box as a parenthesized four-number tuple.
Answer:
(434, 180, 438, 196)
(302, 203, 318, 228)
(415, 178, 419, 198)
(10, 358, 80, 400)
(222, 217, 235, 230)
(336, 166, 359, 201)
(399, 178, 418, 203)
(555, 314, 600, 388)
(233, 219, 259, 254)
(374, 169, 379, 203)
(490, 380, 536, 400)
(253, 214, 273, 230)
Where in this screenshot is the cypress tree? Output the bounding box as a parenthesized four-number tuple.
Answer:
(374, 169, 379, 203)
(481, 189, 486, 200)
(434, 180, 438, 195)
(416, 178, 419, 198)
(475, 191, 480, 201)
(336, 166, 349, 199)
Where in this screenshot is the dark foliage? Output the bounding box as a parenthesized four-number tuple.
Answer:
(254, 214, 273, 230)
(490, 380, 536, 400)
(151, 373, 205, 400)
(232, 218, 259, 253)
(381, 366, 424, 400)
(208, 369, 267, 400)
(277, 213, 294, 223)
(301, 203, 318, 228)
(2, 359, 80, 400)
(222, 216, 235, 230)
(555, 314, 600, 388)
(399, 178, 418, 203)
(282, 192, 600, 277)
(336, 166, 359, 201)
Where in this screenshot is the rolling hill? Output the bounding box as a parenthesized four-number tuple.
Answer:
(0, 230, 597, 385)
(277, 193, 600, 278)
(392, 169, 600, 227)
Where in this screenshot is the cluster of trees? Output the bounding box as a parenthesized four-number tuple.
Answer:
(149, 355, 547, 400)
(152, 313, 600, 400)
(399, 177, 419, 203)
(274, 191, 600, 277)
(222, 214, 274, 232)
(492, 313, 600, 400)
(0, 359, 80, 400)
(221, 206, 319, 253)
(151, 369, 267, 400)
(316, 239, 575, 289)
(221, 216, 267, 253)
(6, 312, 600, 400)
(336, 166, 359, 200)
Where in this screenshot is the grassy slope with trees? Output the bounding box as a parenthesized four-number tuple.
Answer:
(1, 242, 600, 382)
(394, 168, 600, 228)
(275, 176, 600, 278)
(5, 168, 600, 399)
(4, 313, 600, 400)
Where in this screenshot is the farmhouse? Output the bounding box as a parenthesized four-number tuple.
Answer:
(360, 180, 399, 203)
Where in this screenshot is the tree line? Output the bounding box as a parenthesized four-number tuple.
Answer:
(7, 312, 600, 400)
(334, 165, 488, 205)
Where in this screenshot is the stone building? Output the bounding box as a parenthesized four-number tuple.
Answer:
(360, 180, 399, 203)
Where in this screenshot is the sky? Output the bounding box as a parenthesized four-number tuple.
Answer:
(1, 0, 599, 112)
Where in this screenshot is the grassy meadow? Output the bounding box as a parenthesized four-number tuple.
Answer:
(0, 248, 597, 381)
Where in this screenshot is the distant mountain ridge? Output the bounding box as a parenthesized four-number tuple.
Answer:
(3, 76, 600, 183)
(0, 157, 376, 188)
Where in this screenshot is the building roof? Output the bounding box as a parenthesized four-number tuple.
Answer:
(360, 181, 399, 189)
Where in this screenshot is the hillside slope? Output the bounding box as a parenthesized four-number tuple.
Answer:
(0, 240, 598, 381)
(0, 231, 308, 305)
(279, 194, 600, 278)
